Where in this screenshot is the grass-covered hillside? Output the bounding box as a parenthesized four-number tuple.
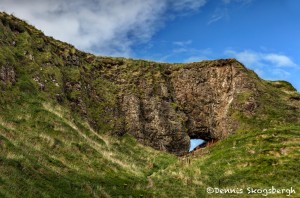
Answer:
(0, 12, 300, 197)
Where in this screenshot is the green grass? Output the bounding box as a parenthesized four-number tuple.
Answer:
(0, 93, 177, 197)
(149, 125, 300, 197)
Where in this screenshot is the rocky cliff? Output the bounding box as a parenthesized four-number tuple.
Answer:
(1, 12, 299, 156)
(118, 59, 261, 155)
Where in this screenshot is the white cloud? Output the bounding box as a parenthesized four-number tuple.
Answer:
(225, 50, 260, 66)
(0, 0, 206, 56)
(224, 49, 298, 80)
(264, 54, 297, 67)
(224, 50, 297, 68)
(208, 8, 228, 25)
(209, 0, 253, 25)
(171, 0, 206, 11)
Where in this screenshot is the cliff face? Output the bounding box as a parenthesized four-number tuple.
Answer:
(1, 12, 299, 156)
(118, 59, 259, 155)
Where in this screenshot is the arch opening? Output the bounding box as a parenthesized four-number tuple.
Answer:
(189, 139, 205, 152)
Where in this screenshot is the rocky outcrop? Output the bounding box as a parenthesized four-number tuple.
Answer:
(121, 94, 190, 156)
(171, 59, 257, 140)
(119, 68, 190, 155)
(118, 59, 259, 155)
(0, 65, 16, 85)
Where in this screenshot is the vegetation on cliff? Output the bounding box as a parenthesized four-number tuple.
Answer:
(0, 12, 299, 197)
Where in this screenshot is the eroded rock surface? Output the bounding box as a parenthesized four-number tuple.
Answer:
(119, 59, 258, 155)
(0, 65, 16, 85)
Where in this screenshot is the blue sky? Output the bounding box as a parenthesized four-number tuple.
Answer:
(1, 0, 299, 90)
(190, 139, 205, 151)
(133, 0, 300, 91)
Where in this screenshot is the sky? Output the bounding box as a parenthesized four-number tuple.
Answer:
(190, 139, 205, 151)
(0, 0, 299, 91)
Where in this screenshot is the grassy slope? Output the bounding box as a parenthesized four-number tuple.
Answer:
(0, 92, 177, 197)
(0, 13, 300, 197)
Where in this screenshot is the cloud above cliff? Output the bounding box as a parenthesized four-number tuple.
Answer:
(0, 0, 206, 56)
(224, 49, 298, 80)
(225, 50, 297, 68)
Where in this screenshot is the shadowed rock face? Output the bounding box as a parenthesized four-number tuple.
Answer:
(120, 59, 258, 155)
